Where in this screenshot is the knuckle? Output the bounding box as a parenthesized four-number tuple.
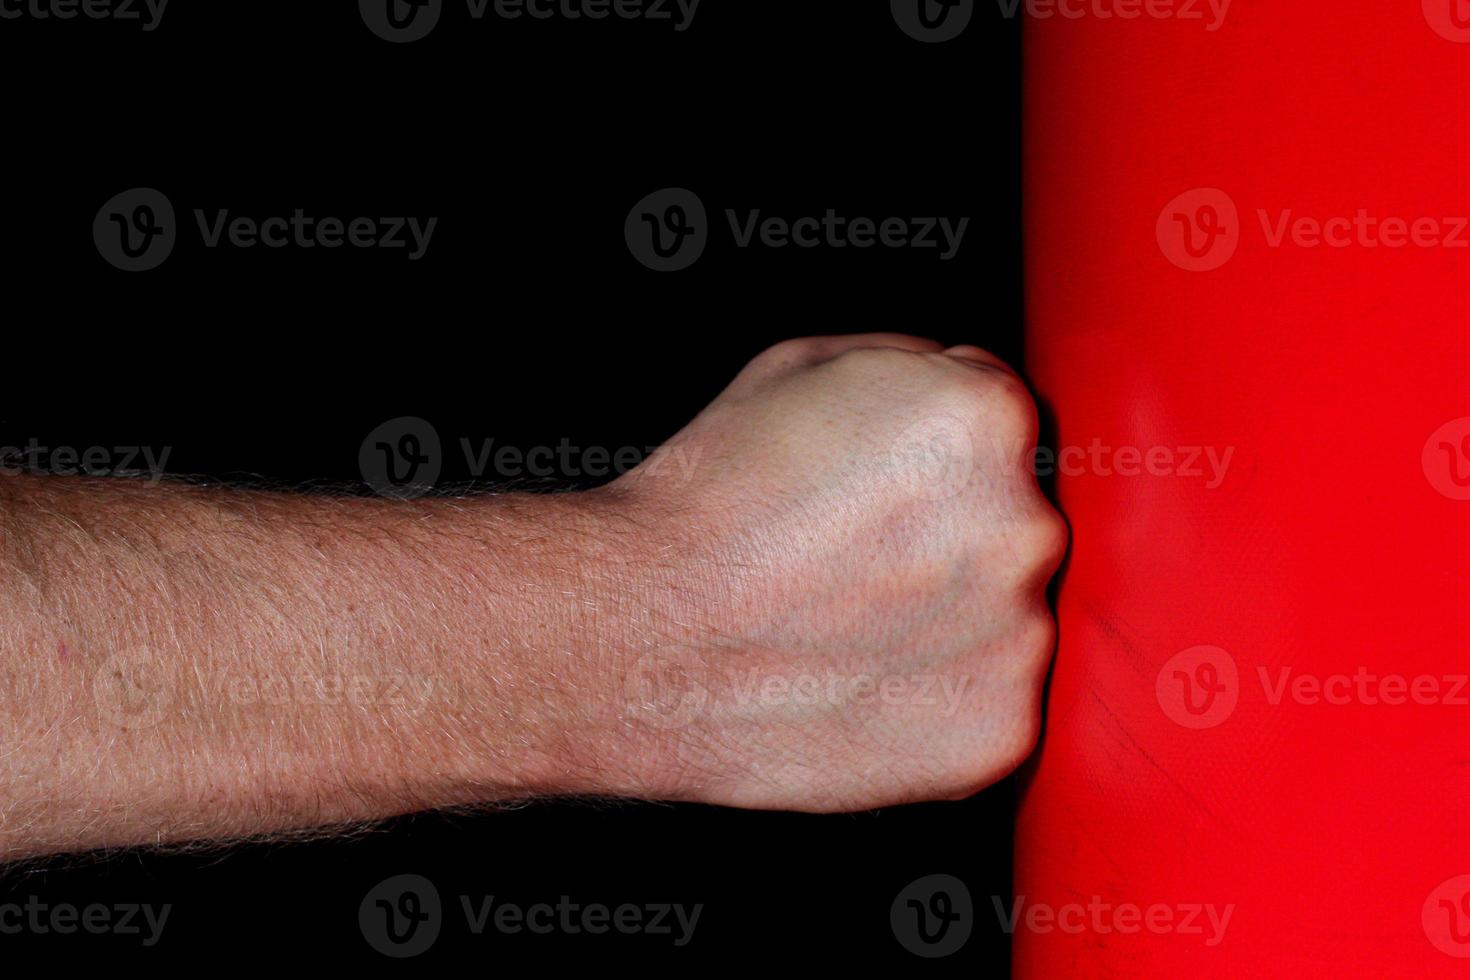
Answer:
(982, 373, 1041, 442)
(751, 337, 821, 371)
(1022, 504, 1070, 568)
(945, 345, 1011, 371)
(829, 344, 916, 379)
(921, 373, 998, 428)
(931, 368, 1038, 447)
(1001, 508, 1069, 594)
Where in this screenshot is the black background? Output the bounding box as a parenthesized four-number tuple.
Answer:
(0, 0, 1022, 968)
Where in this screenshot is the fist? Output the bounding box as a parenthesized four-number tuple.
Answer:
(610, 334, 1067, 812)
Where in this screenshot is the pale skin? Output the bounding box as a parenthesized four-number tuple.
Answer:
(0, 334, 1067, 860)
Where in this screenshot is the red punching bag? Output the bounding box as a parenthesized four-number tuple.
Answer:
(1016, 2, 1470, 975)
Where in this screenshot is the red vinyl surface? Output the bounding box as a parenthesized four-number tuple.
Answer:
(1017, 2, 1470, 975)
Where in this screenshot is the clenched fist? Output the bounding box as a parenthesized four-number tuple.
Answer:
(604, 334, 1068, 812)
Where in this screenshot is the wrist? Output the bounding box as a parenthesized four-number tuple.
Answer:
(560, 485, 755, 803)
(428, 488, 716, 803)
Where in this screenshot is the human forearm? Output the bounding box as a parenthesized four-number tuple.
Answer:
(0, 475, 670, 858)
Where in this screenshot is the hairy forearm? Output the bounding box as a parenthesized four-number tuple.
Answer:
(0, 475, 686, 858)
